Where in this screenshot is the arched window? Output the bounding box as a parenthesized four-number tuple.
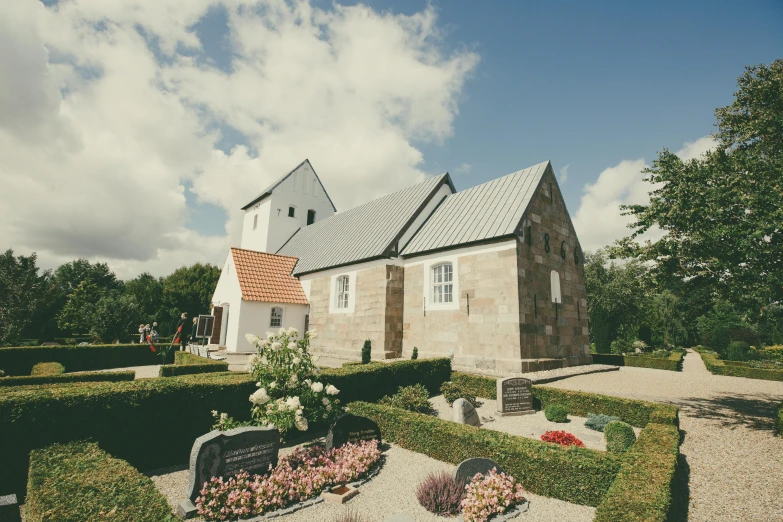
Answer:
(432, 263, 453, 303)
(307, 210, 316, 225)
(288, 206, 296, 218)
(253, 214, 258, 230)
(336, 275, 350, 309)
(550, 270, 561, 304)
(270, 307, 283, 327)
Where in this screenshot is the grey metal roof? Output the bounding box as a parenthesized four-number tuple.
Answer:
(241, 159, 337, 211)
(277, 173, 453, 275)
(401, 161, 550, 256)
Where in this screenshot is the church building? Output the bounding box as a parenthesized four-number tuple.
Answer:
(211, 159, 592, 373)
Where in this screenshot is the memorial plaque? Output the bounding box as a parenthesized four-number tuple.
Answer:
(496, 377, 534, 416)
(453, 458, 504, 483)
(184, 426, 279, 503)
(196, 314, 215, 339)
(326, 414, 382, 450)
(198, 344, 209, 358)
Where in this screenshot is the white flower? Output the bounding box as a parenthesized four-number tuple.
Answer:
(285, 396, 301, 411)
(271, 342, 282, 351)
(287, 342, 298, 350)
(295, 415, 308, 431)
(269, 381, 277, 390)
(311, 382, 324, 393)
(326, 384, 339, 396)
(292, 357, 301, 365)
(308, 330, 318, 339)
(259, 340, 269, 348)
(287, 327, 299, 337)
(297, 407, 304, 416)
(289, 373, 298, 384)
(245, 333, 261, 345)
(266, 332, 275, 340)
(322, 397, 330, 406)
(278, 327, 287, 335)
(211, 410, 218, 417)
(249, 388, 271, 405)
(260, 355, 268, 365)
(326, 404, 332, 411)
(220, 412, 228, 421)
(304, 379, 312, 386)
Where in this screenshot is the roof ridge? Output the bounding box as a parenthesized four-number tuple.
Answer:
(450, 160, 551, 196)
(230, 246, 299, 262)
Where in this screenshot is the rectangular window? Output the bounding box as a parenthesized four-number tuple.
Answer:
(336, 275, 349, 309)
(288, 206, 295, 218)
(432, 263, 453, 303)
(307, 209, 316, 225)
(270, 307, 283, 327)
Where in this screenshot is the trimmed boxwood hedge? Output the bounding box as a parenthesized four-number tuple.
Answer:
(348, 401, 622, 506)
(159, 352, 229, 377)
(0, 370, 135, 388)
(0, 357, 452, 495)
(592, 351, 685, 371)
(695, 348, 783, 381)
(451, 372, 679, 428)
(0, 344, 164, 376)
(26, 441, 175, 522)
(30, 362, 65, 376)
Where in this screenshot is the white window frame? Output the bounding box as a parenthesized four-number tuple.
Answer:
(431, 263, 454, 304)
(270, 306, 283, 327)
(423, 256, 459, 311)
(550, 270, 562, 303)
(336, 275, 349, 309)
(328, 271, 356, 314)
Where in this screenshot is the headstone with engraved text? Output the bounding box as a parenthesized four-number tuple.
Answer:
(326, 414, 382, 450)
(496, 377, 534, 416)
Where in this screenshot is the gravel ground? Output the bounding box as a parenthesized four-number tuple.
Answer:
(148, 443, 595, 522)
(539, 349, 783, 522)
(429, 395, 639, 451)
(98, 364, 161, 379)
(451, 363, 620, 383)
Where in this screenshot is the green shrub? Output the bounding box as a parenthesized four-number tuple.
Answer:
(31, 362, 65, 376)
(777, 402, 783, 436)
(0, 344, 161, 376)
(0, 370, 135, 388)
(412, 347, 418, 360)
(348, 401, 621, 506)
(632, 340, 649, 353)
(26, 441, 175, 522)
(710, 325, 730, 354)
(610, 338, 631, 355)
(604, 421, 636, 452)
(361, 339, 371, 364)
(726, 341, 751, 361)
(594, 423, 679, 522)
(440, 381, 482, 408)
(379, 384, 434, 414)
(585, 413, 620, 432)
(591, 351, 684, 371)
(342, 361, 363, 367)
(696, 349, 783, 381)
(544, 403, 569, 422)
(159, 352, 229, 377)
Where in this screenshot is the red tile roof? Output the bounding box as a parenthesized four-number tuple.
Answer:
(230, 248, 308, 304)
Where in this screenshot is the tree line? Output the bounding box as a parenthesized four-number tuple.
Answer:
(0, 254, 220, 345)
(587, 59, 783, 352)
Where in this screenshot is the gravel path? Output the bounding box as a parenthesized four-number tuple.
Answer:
(98, 364, 161, 379)
(148, 443, 595, 522)
(539, 349, 783, 522)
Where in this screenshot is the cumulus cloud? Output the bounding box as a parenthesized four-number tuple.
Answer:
(454, 163, 472, 174)
(572, 136, 717, 252)
(558, 164, 570, 184)
(0, 0, 478, 278)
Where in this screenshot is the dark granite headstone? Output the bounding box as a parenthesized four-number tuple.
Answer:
(496, 377, 534, 416)
(452, 458, 504, 483)
(178, 426, 279, 518)
(326, 414, 381, 450)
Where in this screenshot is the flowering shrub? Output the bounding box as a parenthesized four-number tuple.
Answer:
(416, 471, 466, 515)
(379, 384, 435, 414)
(213, 328, 342, 434)
(460, 468, 526, 522)
(196, 440, 381, 521)
(540, 430, 585, 447)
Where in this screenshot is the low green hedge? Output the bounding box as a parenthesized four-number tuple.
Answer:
(159, 352, 229, 377)
(696, 349, 783, 381)
(777, 402, 783, 436)
(348, 401, 621, 506)
(0, 370, 135, 388)
(31, 362, 65, 376)
(591, 351, 684, 371)
(0, 344, 166, 376)
(451, 372, 679, 428)
(594, 422, 680, 522)
(26, 441, 175, 522)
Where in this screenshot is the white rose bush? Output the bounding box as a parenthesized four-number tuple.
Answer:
(244, 328, 342, 434)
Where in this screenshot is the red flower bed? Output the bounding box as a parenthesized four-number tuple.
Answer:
(540, 430, 585, 447)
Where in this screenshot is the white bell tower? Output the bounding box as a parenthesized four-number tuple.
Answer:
(239, 159, 336, 253)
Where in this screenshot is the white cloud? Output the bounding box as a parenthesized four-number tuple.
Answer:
(572, 136, 717, 253)
(454, 163, 472, 174)
(558, 164, 570, 184)
(0, 0, 478, 278)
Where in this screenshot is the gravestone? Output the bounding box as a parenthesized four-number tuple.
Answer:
(453, 458, 504, 483)
(178, 426, 280, 519)
(496, 377, 534, 416)
(0, 494, 21, 522)
(326, 414, 382, 450)
(198, 344, 209, 358)
(452, 398, 481, 427)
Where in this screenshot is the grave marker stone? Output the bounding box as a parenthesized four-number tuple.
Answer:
(496, 377, 534, 416)
(178, 426, 280, 519)
(326, 414, 381, 450)
(452, 398, 481, 426)
(453, 458, 504, 483)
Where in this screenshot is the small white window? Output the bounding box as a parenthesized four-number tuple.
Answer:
(551, 270, 561, 303)
(336, 275, 350, 309)
(432, 263, 453, 303)
(253, 214, 258, 230)
(288, 206, 296, 218)
(270, 307, 283, 327)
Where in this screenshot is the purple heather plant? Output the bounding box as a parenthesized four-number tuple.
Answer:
(416, 471, 467, 516)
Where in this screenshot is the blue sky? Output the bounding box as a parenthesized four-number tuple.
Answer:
(186, 0, 783, 236)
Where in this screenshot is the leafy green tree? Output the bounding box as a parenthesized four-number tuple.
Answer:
(125, 272, 164, 323)
(92, 292, 143, 343)
(160, 263, 220, 329)
(52, 259, 121, 296)
(0, 250, 53, 344)
(649, 291, 687, 348)
(615, 60, 783, 316)
(57, 280, 104, 335)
